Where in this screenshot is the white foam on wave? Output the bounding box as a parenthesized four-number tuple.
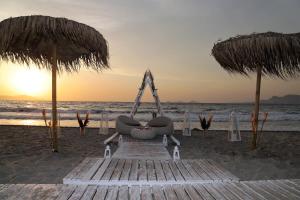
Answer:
(0, 100, 299, 131)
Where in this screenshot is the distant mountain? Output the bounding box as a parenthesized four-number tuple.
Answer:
(0, 95, 40, 101)
(262, 95, 300, 104)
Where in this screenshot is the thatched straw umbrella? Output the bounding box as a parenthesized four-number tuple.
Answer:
(0, 15, 109, 152)
(212, 32, 300, 149)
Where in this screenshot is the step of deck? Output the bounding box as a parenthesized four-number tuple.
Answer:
(63, 157, 239, 186)
(112, 142, 171, 160)
(1, 179, 300, 200)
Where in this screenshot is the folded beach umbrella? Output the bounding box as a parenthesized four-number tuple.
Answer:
(212, 32, 300, 149)
(0, 15, 109, 152)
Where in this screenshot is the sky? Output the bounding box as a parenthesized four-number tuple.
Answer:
(0, 0, 300, 102)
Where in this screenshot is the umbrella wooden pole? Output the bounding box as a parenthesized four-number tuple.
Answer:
(52, 44, 58, 152)
(252, 65, 262, 149)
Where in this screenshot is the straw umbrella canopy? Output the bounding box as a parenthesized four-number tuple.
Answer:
(0, 15, 109, 152)
(212, 32, 300, 149)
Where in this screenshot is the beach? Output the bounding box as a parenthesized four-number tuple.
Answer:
(0, 125, 299, 184)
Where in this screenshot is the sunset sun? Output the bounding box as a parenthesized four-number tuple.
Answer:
(10, 68, 49, 96)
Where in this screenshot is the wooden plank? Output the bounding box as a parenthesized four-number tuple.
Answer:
(194, 160, 219, 180)
(130, 186, 140, 200)
(0, 184, 10, 199)
(163, 185, 178, 200)
(25, 185, 46, 200)
(78, 158, 100, 179)
(138, 160, 148, 181)
(266, 180, 300, 199)
(92, 159, 112, 180)
(242, 182, 277, 200)
(202, 184, 226, 200)
(120, 160, 132, 181)
(211, 183, 239, 200)
(184, 184, 204, 200)
(17, 184, 33, 199)
(105, 186, 119, 200)
(233, 182, 266, 200)
(82, 158, 105, 180)
(28, 184, 44, 200)
(101, 159, 119, 180)
(34, 184, 61, 200)
(48, 184, 65, 200)
(192, 184, 215, 200)
(56, 185, 77, 200)
(289, 179, 300, 186)
(256, 181, 290, 200)
(207, 159, 238, 180)
(14, 184, 36, 199)
(81, 185, 97, 200)
(111, 159, 126, 181)
(175, 161, 192, 181)
(4, 184, 26, 199)
(154, 160, 166, 181)
(181, 160, 201, 180)
(113, 142, 171, 160)
(0, 184, 9, 192)
(273, 180, 300, 197)
(118, 185, 129, 200)
(286, 180, 300, 189)
(93, 186, 108, 200)
(0, 184, 21, 199)
(172, 184, 190, 199)
(201, 160, 230, 181)
(13, 184, 37, 200)
(152, 185, 166, 200)
(64, 158, 92, 179)
(279, 180, 300, 190)
(161, 160, 175, 181)
(146, 160, 156, 181)
(0, 184, 16, 199)
(0, 185, 10, 198)
(129, 160, 139, 181)
(169, 162, 184, 181)
(250, 181, 284, 200)
(224, 182, 254, 200)
(141, 186, 152, 200)
(188, 160, 211, 180)
(104, 132, 119, 145)
(69, 185, 88, 200)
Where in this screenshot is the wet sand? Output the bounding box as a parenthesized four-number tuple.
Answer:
(0, 125, 299, 183)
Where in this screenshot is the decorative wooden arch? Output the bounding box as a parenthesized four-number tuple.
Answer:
(130, 70, 164, 117)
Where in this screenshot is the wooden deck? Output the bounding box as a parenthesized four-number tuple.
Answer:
(63, 157, 238, 185)
(1, 179, 300, 199)
(112, 142, 171, 160)
(3, 137, 299, 199)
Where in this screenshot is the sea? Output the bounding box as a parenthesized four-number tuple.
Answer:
(0, 100, 299, 131)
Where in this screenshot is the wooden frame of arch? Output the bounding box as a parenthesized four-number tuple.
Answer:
(130, 70, 163, 117)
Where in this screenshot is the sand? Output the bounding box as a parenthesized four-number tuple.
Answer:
(168, 129, 300, 181)
(0, 125, 299, 183)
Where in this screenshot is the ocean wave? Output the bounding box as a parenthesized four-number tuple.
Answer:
(0, 101, 300, 124)
(1, 112, 300, 122)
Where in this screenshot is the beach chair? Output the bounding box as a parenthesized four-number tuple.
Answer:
(116, 115, 142, 135)
(147, 116, 174, 136)
(103, 115, 141, 145)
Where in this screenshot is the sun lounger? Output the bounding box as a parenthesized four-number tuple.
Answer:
(147, 116, 174, 135)
(116, 115, 141, 135)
